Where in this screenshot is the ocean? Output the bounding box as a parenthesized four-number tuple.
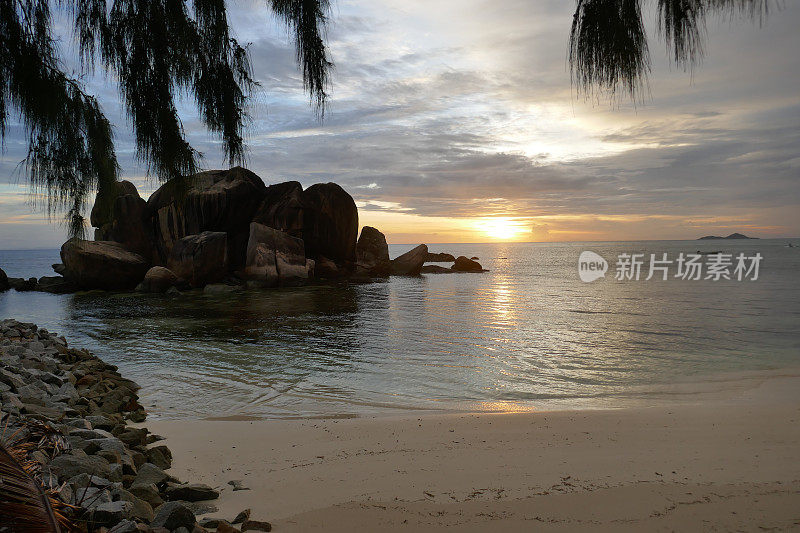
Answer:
(1, 239, 799, 419)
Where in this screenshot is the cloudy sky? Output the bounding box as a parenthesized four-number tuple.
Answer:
(1, 0, 798, 248)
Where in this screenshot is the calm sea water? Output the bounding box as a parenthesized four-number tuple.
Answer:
(1, 239, 799, 419)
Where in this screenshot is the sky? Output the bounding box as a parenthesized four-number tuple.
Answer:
(1, 0, 799, 248)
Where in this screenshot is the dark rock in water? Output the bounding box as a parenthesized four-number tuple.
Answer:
(52, 263, 66, 275)
(61, 240, 149, 290)
(138, 266, 179, 293)
(165, 483, 220, 502)
(314, 255, 340, 279)
(167, 231, 228, 288)
(390, 244, 428, 276)
(148, 167, 267, 268)
(91, 180, 153, 260)
(0, 267, 9, 291)
(425, 252, 455, 263)
(452, 256, 485, 272)
(8, 277, 38, 291)
(355, 226, 390, 277)
(37, 276, 78, 294)
(302, 183, 358, 265)
(243, 223, 310, 286)
(253, 181, 358, 267)
(421, 265, 454, 274)
(204, 283, 241, 294)
(150, 501, 196, 530)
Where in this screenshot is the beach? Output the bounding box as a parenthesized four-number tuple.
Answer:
(146, 372, 800, 531)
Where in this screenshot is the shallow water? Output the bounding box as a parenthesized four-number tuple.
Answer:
(1, 239, 799, 419)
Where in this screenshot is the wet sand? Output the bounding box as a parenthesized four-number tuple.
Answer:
(145, 374, 800, 531)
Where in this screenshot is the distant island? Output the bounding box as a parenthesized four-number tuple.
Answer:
(698, 233, 758, 240)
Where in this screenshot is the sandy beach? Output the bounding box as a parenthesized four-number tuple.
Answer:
(145, 372, 800, 531)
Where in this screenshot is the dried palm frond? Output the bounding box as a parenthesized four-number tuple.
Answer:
(0, 441, 61, 533)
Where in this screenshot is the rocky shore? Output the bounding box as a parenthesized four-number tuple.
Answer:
(0, 318, 268, 533)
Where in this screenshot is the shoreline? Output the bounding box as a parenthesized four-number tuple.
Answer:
(138, 364, 800, 422)
(146, 372, 800, 531)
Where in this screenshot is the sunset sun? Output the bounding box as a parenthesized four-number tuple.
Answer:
(479, 217, 529, 241)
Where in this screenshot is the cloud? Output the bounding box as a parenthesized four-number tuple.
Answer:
(0, 0, 799, 246)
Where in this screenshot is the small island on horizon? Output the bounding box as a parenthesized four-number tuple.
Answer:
(697, 232, 758, 240)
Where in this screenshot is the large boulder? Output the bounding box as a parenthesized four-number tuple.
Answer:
(0, 267, 8, 291)
(355, 226, 390, 277)
(390, 244, 428, 276)
(61, 240, 149, 290)
(425, 252, 455, 262)
(90, 180, 139, 228)
(252, 182, 358, 267)
(147, 167, 267, 268)
(91, 180, 152, 260)
(451, 256, 485, 272)
(167, 231, 227, 288)
(37, 276, 78, 293)
(138, 266, 179, 293)
(242, 223, 310, 287)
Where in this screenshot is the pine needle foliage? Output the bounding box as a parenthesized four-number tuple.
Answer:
(569, 0, 772, 99)
(0, 0, 332, 235)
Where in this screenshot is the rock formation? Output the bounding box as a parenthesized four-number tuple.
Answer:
(391, 244, 428, 276)
(253, 181, 358, 269)
(452, 256, 485, 272)
(138, 266, 179, 293)
(167, 231, 228, 288)
(0, 267, 8, 291)
(355, 226, 390, 277)
(425, 252, 455, 262)
(61, 240, 149, 290)
(91, 180, 152, 260)
(243, 223, 311, 287)
(44, 166, 486, 292)
(147, 167, 267, 268)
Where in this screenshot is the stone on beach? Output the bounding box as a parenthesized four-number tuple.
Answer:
(0, 319, 213, 532)
(390, 244, 428, 276)
(150, 501, 197, 531)
(241, 519, 273, 532)
(165, 483, 220, 502)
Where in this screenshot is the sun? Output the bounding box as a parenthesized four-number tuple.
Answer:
(478, 217, 529, 241)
